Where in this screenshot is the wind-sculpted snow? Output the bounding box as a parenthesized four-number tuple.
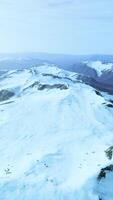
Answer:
(0, 65, 113, 200)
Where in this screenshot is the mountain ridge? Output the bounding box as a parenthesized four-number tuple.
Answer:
(0, 65, 113, 199)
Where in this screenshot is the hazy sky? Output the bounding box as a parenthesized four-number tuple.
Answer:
(0, 0, 113, 54)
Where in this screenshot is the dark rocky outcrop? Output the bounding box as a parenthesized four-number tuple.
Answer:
(99, 197, 102, 200)
(0, 90, 15, 102)
(38, 83, 68, 90)
(23, 81, 40, 91)
(109, 100, 113, 104)
(42, 73, 62, 79)
(97, 164, 113, 181)
(42, 73, 77, 84)
(106, 104, 113, 108)
(105, 146, 113, 160)
(29, 81, 40, 88)
(24, 81, 68, 91)
(95, 90, 103, 97)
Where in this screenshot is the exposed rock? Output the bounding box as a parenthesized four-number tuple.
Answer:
(0, 101, 14, 105)
(0, 90, 15, 102)
(24, 82, 69, 91)
(99, 197, 102, 200)
(29, 81, 40, 88)
(37, 83, 69, 90)
(4, 168, 12, 175)
(42, 73, 62, 79)
(23, 81, 40, 91)
(42, 73, 76, 84)
(95, 90, 103, 97)
(106, 104, 113, 108)
(97, 164, 113, 181)
(109, 100, 113, 104)
(105, 146, 113, 160)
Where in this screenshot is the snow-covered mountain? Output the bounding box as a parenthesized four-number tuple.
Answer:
(0, 64, 113, 200)
(69, 61, 113, 95)
(86, 61, 113, 76)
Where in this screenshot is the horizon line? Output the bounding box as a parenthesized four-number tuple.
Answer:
(0, 51, 113, 57)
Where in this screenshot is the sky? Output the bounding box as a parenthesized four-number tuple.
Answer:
(0, 0, 113, 54)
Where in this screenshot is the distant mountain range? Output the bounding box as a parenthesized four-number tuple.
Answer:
(0, 52, 113, 70)
(0, 53, 113, 94)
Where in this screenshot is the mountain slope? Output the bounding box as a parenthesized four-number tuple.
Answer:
(0, 65, 113, 200)
(69, 61, 113, 95)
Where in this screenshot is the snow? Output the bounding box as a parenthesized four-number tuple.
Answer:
(86, 61, 113, 76)
(0, 65, 113, 199)
(0, 69, 32, 90)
